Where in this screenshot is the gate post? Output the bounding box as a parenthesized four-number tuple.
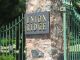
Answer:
(62, 0, 67, 60)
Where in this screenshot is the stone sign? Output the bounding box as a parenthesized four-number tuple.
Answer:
(24, 11, 50, 34)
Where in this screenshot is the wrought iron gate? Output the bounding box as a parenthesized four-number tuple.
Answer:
(0, 13, 25, 60)
(67, 8, 80, 60)
(62, 0, 80, 60)
(63, 0, 80, 60)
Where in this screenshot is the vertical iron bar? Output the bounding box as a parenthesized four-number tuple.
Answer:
(72, 19, 73, 60)
(75, 22, 77, 60)
(73, 22, 75, 60)
(77, 26, 78, 60)
(68, 14, 69, 60)
(68, 11, 70, 60)
(0, 30, 1, 55)
(76, 22, 77, 60)
(77, 24, 78, 60)
(70, 2, 72, 60)
(3, 26, 5, 56)
(6, 25, 7, 56)
(12, 21, 14, 56)
(15, 19, 17, 60)
(22, 13, 24, 60)
(62, 0, 67, 60)
(78, 26, 79, 60)
(70, 17, 72, 60)
(19, 16, 20, 60)
(78, 23, 79, 59)
(0, 31, 1, 44)
(69, 17, 70, 60)
(74, 20, 75, 60)
(75, 21, 76, 60)
(78, 27, 80, 57)
(76, 25, 77, 60)
(9, 23, 10, 56)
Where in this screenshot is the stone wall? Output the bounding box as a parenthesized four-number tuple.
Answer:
(25, 0, 63, 60)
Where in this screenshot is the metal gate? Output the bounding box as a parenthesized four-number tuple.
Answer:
(62, 0, 80, 60)
(63, 0, 80, 60)
(67, 8, 80, 60)
(0, 13, 25, 60)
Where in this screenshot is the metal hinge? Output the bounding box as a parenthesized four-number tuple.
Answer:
(60, 6, 66, 12)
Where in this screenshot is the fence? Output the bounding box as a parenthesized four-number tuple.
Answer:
(0, 13, 25, 60)
(0, 0, 80, 60)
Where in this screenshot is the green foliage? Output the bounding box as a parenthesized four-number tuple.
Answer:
(0, 38, 16, 46)
(72, 0, 80, 14)
(69, 32, 80, 46)
(0, 55, 15, 60)
(0, 0, 26, 25)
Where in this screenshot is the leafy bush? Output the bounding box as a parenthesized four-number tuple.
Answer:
(69, 32, 80, 46)
(0, 55, 15, 60)
(0, 38, 16, 46)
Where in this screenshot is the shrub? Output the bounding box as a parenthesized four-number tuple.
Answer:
(0, 55, 15, 60)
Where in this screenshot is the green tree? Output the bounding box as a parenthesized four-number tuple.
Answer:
(72, 0, 80, 14)
(0, 0, 26, 26)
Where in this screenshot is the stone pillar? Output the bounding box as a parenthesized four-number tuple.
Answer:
(25, 0, 63, 60)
